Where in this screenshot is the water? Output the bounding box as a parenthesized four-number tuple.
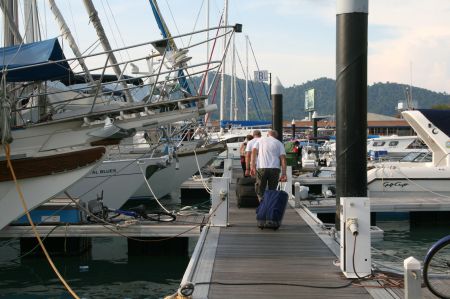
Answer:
(0, 237, 190, 298)
(1, 196, 448, 298)
(0, 192, 207, 299)
(372, 220, 449, 273)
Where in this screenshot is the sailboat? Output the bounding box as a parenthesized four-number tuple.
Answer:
(130, 141, 226, 201)
(0, 0, 237, 228)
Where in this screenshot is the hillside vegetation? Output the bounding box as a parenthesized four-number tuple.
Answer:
(201, 75, 450, 120)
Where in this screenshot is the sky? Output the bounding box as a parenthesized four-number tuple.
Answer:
(3, 0, 450, 94)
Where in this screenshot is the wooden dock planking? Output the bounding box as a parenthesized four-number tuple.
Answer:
(203, 173, 371, 298)
(0, 215, 205, 238)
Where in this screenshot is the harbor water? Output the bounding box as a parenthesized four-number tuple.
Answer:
(0, 192, 207, 299)
(372, 220, 449, 272)
(0, 194, 448, 298)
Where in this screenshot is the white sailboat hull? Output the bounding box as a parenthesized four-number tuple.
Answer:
(0, 162, 99, 229)
(66, 155, 169, 209)
(132, 146, 223, 200)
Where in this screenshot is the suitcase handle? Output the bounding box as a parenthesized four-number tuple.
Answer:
(277, 182, 287, 191)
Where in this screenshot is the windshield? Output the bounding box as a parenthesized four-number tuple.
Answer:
(400, 152, 432, 162)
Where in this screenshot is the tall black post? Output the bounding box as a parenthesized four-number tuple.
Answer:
(313, 116, 318, 138)
(336, 0, 368, 228)
(291, 119, 296, 140)
(272, 77, 283, 141)
(313, 114, 319, 161)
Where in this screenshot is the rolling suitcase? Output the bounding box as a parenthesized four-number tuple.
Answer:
(236, 177, 259, 208)
(256, 183, 288, 230)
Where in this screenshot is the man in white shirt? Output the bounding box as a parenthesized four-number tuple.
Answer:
(244, 130, 261, 177)
(250, 130, 287, 201)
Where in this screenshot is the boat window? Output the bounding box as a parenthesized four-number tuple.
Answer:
(406, 139, 427, 149)
(388, 141, 399, 146)
(226, 137, 239, 143)
(372, 141, 385, 146)
(400, 152, 432, 162)
(415, 152, 432, 162)
(238, 137, 246, 142)
(400, 153, 418, 162)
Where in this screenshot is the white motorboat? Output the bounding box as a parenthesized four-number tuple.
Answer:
(367, 135, 428, 159)
(209, 126, 270, 161)
(294, 109, 450, 200)
(367, 109, 450, 198)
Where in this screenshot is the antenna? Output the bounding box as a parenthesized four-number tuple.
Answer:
(408, 61, 414, 109)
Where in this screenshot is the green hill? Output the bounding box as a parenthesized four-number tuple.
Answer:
(197, 75, 450, 120)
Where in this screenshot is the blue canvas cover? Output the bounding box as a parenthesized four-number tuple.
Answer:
(0, 38, 73, 82)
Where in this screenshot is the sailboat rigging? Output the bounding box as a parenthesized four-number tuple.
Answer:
(0, 1, 239, 230)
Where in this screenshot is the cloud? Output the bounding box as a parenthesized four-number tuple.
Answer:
(368, 0, 450, 92)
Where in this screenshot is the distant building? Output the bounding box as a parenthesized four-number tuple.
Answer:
(285, 112, 414, 137)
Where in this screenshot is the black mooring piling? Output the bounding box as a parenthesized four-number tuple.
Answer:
(272, 77, 283, 141)
(335, 0, 368, 228)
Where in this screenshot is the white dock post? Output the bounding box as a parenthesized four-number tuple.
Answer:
(210, 176, 229, 227)
(223, 158, 233, 180)
(404, 256, 422, 299)
(286, 165, 293, 198)
(293, 182, 301, 208)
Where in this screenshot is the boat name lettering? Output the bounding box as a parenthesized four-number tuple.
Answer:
(383, 182, 408, 188)
(92, 169, 117, 175)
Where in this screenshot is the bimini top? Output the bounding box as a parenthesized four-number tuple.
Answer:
(0, 38, 73, 82)
(419, 109, 450, 137)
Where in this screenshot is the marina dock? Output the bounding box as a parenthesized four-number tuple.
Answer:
(0, 214, 204, 238)
(0, 163, 445, 298)
(181, 170, 376, 298)
(301, 196, 450, 214)
(177, 168, 443, 298)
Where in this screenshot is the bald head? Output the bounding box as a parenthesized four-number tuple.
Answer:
(268, 130, 278, 138)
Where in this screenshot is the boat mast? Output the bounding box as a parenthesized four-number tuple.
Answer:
(229, 32, 233, 121)
(0, 0, 20, 144)
(205, 0, 210, 105)
(82, 0, 134, 102)
(0, 0, 22, 46)
(232, 32, 237, 120)
(148, 0, 193, 97)
(49, 0, 95, 85)
(23, 0, 40, 43)
(220, 0, 228, 134)
(245, 35, 249, 121)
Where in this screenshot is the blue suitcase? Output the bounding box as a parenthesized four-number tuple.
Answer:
(256, 187, 288, 230)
